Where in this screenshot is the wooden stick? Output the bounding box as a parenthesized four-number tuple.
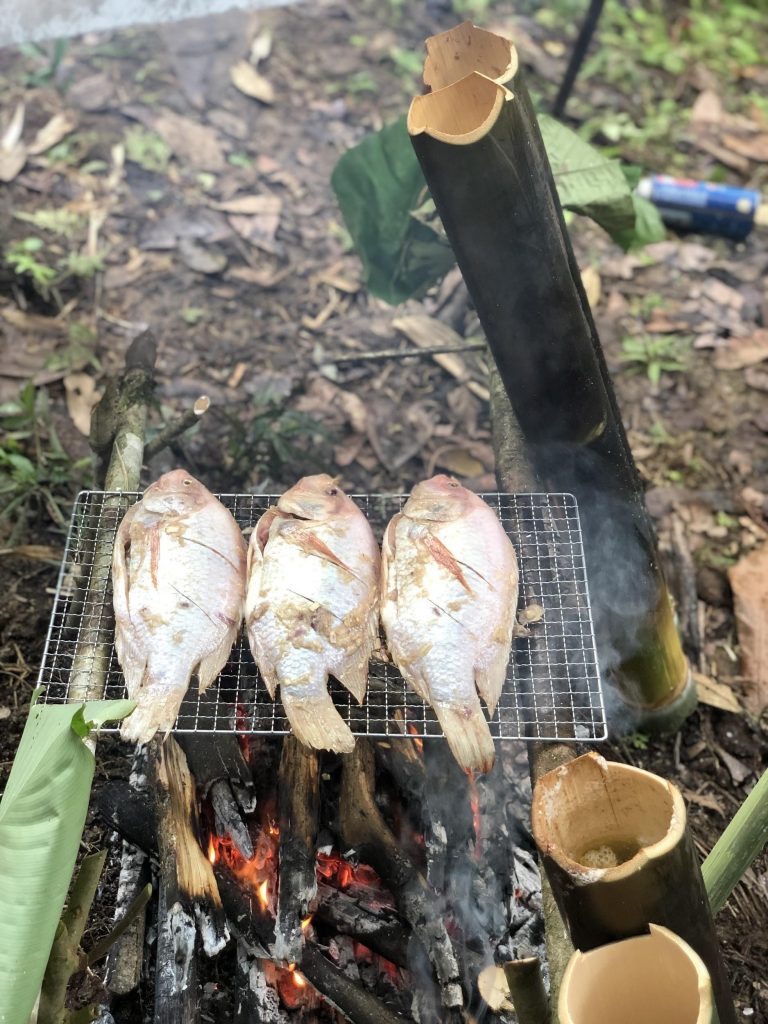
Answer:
(273, 737, 320, 962)
(702, 764, 768, 916)
(313, 883, 410, 969)
(144, 395, 210, 461)
(409, 24, 693, 731)
(339, 740, 463, 1011)
(531, 752, 735, 1024)
(503, 958, 548, 1024)
(326, 342, 485, 364)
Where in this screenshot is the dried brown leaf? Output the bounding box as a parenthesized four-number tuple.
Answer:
(230, 60, 275, 104)
(728, 543, 768, 715)
(693, 671, 742, 713)
(433, 447, 485, 478)
(28, 111, 77, 156)
(680, 787, 726, 816)
(64, 372, 100, 436)
(393, 314, 489, 400)
(713, 330, 768, 370)
(722, 132, 768, 163)
(210, 195, 281, 216)
(691, 89, 723, 126)
(227, 198, 282, 248)
(580, 265, 601, 309)
(152, 110, 227, 171)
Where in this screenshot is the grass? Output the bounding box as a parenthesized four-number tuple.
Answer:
(0, 383, 93, 543)
(619, 334, 690, 387)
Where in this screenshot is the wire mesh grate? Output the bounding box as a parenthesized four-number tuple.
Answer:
(37, 491, 605, 741)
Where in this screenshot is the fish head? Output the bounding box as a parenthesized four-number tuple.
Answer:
(142, 469, 209, 515)
(277, 474, 349, 522)
(403, 474, 474, 522)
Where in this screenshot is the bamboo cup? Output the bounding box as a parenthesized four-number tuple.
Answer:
(559, 924, 718, 1024)
(531, 752, 735, 1024)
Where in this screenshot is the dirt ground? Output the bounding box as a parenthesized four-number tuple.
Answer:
(1, 0, 767, 1017)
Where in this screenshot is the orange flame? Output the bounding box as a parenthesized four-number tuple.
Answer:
(467, 770, 482, 854)
(258, 879, 269, 909)
(293, 971, 306, 988)
(207, 836, 217, 864)
(301, 916, 312, 933)
(406, 723, 424, 754)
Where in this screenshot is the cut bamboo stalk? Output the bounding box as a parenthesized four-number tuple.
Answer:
(558, 924, 717, 1024)
(531, 752, 735, 1024)
(408, 24, 694, 732)
(503, 957, 548, 1024)
(702, 764, 768, 916)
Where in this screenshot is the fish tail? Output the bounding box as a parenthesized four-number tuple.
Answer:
(433, 698, 496, 774)
(281, 688, 356, 754)
(119, 685, 185, 745)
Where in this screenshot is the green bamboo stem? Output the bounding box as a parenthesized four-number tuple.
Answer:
(38, 851, 107, 1024)
(503, 957, 549, 1024)
(702, 766, 768, 915)
(558, 924, 718, 1024)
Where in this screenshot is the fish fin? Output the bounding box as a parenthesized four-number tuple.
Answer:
(119, 685, 187, 744)
(196, 624, 239, 692)
(420, 532, 472, 595)
(380, 514, 400, 606)
(281, 690, 355, 754)
(475, 642, 512, 716)
(432, 697, 495, 774)
(394, 657, 432, 703)
(289, 530, 356, 577)
(258, 661, 279, 699)
(336, 660, 368, 704)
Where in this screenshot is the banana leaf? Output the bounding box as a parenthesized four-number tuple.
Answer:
(0, 696, 134, 1024)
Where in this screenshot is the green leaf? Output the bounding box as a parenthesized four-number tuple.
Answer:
(611, 194, 666, 251)
(331, 116, 455, 304)
(0, 699, 134, 1024)
(538, 114, 636, 242)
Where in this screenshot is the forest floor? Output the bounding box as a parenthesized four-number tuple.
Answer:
(1, 0, 767, 1017)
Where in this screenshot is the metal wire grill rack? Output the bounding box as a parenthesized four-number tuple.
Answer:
(37, 491, 605, 741)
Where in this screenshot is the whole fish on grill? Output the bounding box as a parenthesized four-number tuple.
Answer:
(380, 475, 519, 774)
(112, 470, 247, 744)
(245, 474, 380, 754)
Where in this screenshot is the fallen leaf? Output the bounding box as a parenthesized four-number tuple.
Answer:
(230, 60, 275, 104)
(68, 72, 115, 112)
(333, 434, 366, 467)
(227, 362, 248, 389)
(745, 366, 768, 392)
(722, 132, 768, 163)
(728, 543, 768, 715)
(0, 102, 27, 182)
(694, 137, 750, 174)
(433, 446, 485, 478)
(691, 89, 723, 127)
(580, 265, 601, 309)
(210, 195, 282, 216)
(63, 373, 100, 436)
(713, 744, 752, 786)
(102, 250, 147, 290)
(680, 787, 726, 815)
(713, 330, 768, 370)
(693, 671, 742, 713)
(152, 109, 227, 171)
(0, 544, 61, 561)
(178, 237, 228, 275)
(249, 27, 273, 66)
(0, 707, 9, 721)
(227, 264, 291, 288)
(228, 200, 282, 249)
(28, 112, 77, 156)
(393, 314, 489, 401)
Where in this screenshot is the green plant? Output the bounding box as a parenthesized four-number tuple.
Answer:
(124, 125, 172, 173)
(5, 238, 58, 293)
(0, 383, 93, 539)
(619, 334, 690, 386)
(19, 38, 68, 86)
(227, 389, 330, 483)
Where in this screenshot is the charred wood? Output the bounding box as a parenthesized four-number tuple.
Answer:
(235, 941, 289, 1024)
(314, 884, 410, 969)
(373, 734, 425, 812)
(274, 737, 320, 962)
(95, 782, 157, 854)
(340, 740, 463, 1011)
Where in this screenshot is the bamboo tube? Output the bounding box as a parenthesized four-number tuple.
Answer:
(559, 924, 717, 1024)
(531, 752, 735, 1024)
(503, 957, 549, 1024)
(408, 24, 695, 731)
(702, 764, 768, 915)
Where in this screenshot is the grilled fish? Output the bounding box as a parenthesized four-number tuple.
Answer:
(245, 474, 380, 754)
(113, 470, 246, 744)
(381, 475, 519, 774)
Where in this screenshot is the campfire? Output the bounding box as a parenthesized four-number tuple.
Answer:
(99, 726, 544, 1022)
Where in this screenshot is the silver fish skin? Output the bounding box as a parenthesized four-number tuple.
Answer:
(245, 474, 380, 754)
(113, 469, 246, 744)
(381, 475, 519, 774)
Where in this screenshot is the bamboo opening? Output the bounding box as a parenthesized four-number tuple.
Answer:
(531, 752, 684, 879)
(423, 21, 517, 90)
(559, 924, 714, 1024)
(407, 72, 507, 145)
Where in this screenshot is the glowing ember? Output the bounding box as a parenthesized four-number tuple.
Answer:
(207, 836, 217, 864)
(301, 916, 313, 933)
(258, 879, 270, 909)
(293, 971, 306, 988)
(468, 770, 482, 853)
(406, 722, 424, 753)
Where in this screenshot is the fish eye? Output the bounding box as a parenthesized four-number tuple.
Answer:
(449, 480, 459, 488)
(326, 487, 338, 496)
(183, 479, 192, 486)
